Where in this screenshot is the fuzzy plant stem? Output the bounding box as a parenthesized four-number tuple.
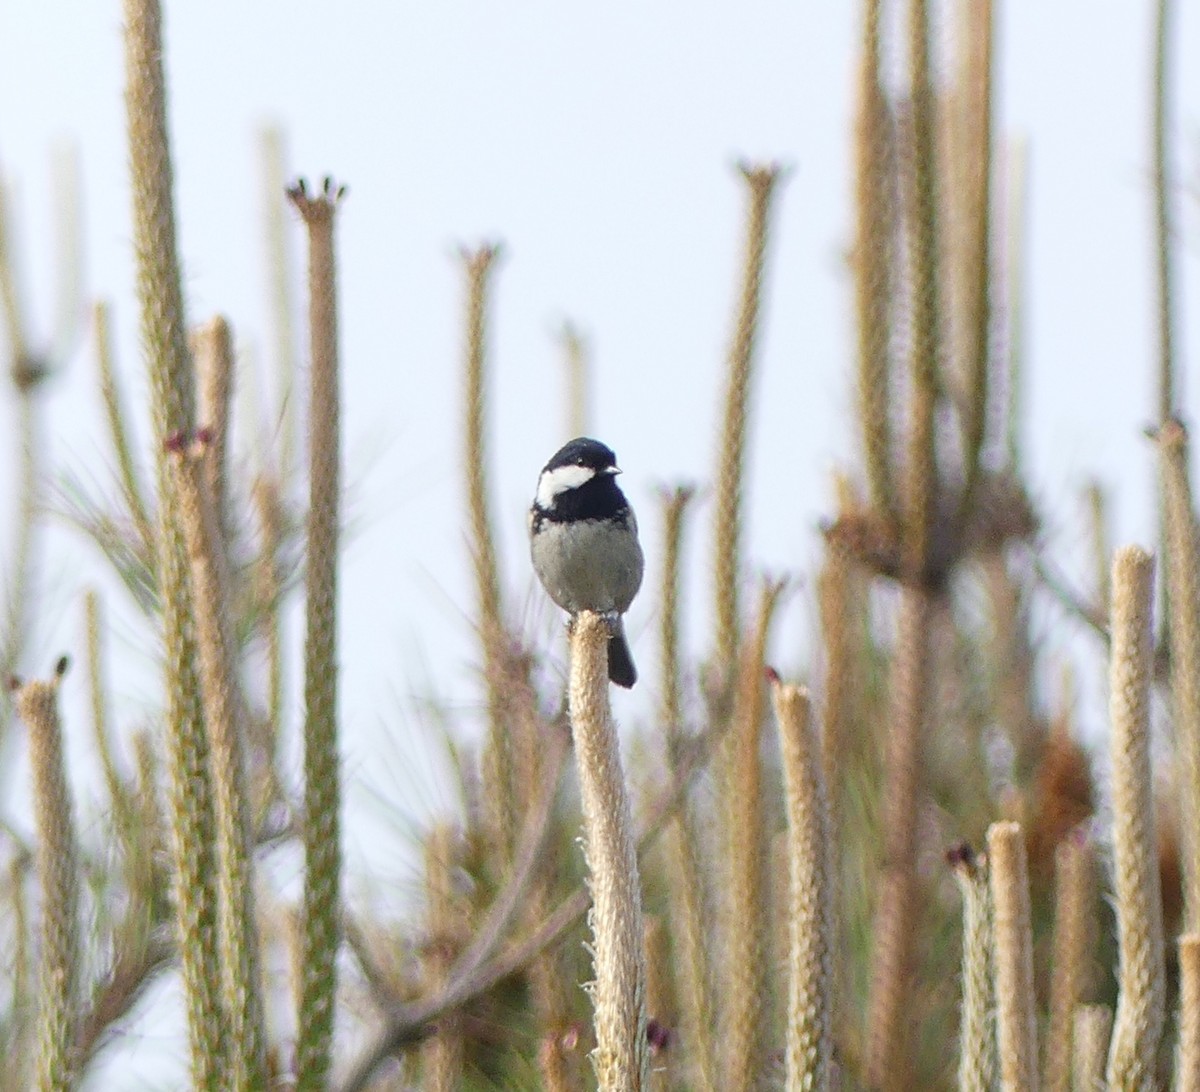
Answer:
(18, 664, 81, 1092)
(1158, 419, 1200, 930)
(1073, 1005, 1113, 1092)
(853, 0, 897, 522)
(953, 0, 994, 527)
(1178, 934, 1200, 1092)
(1152, 0, 1178, 422)
(460, 244, 519, 861)
(1042, 833, 1097, 1092)
(1105, 545, 1166, 1090)
(722, 580, 786, 1091)
(290, 178, 347, 1092)
(712, 164, 782, 669)
(657, 486, 718, 1092)
(123, 0, 226, 1084)
(865, 587, 933, 1089)
(568, 611, 650, 1091)
(950, 845, 995, 1092)
(988, 821, 1038, 1092)
(169, 437, 268, 1090)
(900, 0, 942, 577)
(772, 680, 834, 1092)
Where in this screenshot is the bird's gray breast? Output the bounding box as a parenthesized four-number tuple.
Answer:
(530, 514, 644, 615)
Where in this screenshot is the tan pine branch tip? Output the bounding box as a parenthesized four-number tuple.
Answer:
(1157, 419, 1200, 931)
(949, 844, 995, 1092)
(16, 661, 81, 1092)
(458, 242, 519, 861)
(1105, 545, 1166, 1089)
(988, 821, 1038, 1092)
(289, 175, 347, 1092)
(568, 611, 650, 1092)
(1073, 1005, 1112, 1092)
(772, 679, 833, 1092)
(712, 162, 784, 669)
(1178, 934, 1200, 1092)
(123, 0, 225, 1085)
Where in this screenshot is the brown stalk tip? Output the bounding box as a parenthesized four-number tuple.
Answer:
(946, 842, 977, 869)
(7, 675, 21, 692)
(764, 665, 781, 686)
(54, 655, 69, 678)
(287, 176, 347, 218)
(1150, 416, 1187, 447)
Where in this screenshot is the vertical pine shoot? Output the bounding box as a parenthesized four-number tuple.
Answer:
(290, 177, 347, 1092)
(1105, 546, 1165, 1090)
(123, 0, 225, 1083)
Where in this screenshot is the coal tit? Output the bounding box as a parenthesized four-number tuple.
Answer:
(529, 437, 644, 688)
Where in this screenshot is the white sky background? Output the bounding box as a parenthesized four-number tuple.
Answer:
(1, 2, 1199, 1085)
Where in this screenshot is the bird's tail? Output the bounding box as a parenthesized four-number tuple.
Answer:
(607, 620, 637, 689)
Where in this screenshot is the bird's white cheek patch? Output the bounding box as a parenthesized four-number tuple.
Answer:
(537, 464, 595, 508)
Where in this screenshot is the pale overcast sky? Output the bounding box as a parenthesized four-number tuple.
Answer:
(0, 3, 1198, 1085)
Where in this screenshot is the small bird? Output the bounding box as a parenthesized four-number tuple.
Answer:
(529, 437, 644, 688)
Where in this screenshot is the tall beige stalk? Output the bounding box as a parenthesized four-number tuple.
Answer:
(657, 486, 717, 1092)
(290, 178, 347, 1092)
(1158, 419, 1200, 930)
(1043, 834, 1097, 1092)
(853, 0, 897, 521)
(951, 0, 994, 522)
(1178, 934, 1200, 1092)
(169, 435, 268, 1090)
(17, 663, 81, 1092)
(988, 821, 1038, 1092)
(123, 0, 225, 1084)
(460, 245, 518, 859)
(950, 845, 995, 1092)
(1105, 546, 1165, 1090)
(568, 611, 650, 1091)
(773, 680, 834, 1092)
(712, 164, 782, 669)
(865, 587, 934, 1089)
(722, 580, 786, 1091)
(1151, 0, 1177, 423)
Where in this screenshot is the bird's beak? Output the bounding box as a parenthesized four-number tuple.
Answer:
(606, 465, 621, 476)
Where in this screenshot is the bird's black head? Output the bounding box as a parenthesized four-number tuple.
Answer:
(534, 437, 628, 522)
(543, 437, 618, 475)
